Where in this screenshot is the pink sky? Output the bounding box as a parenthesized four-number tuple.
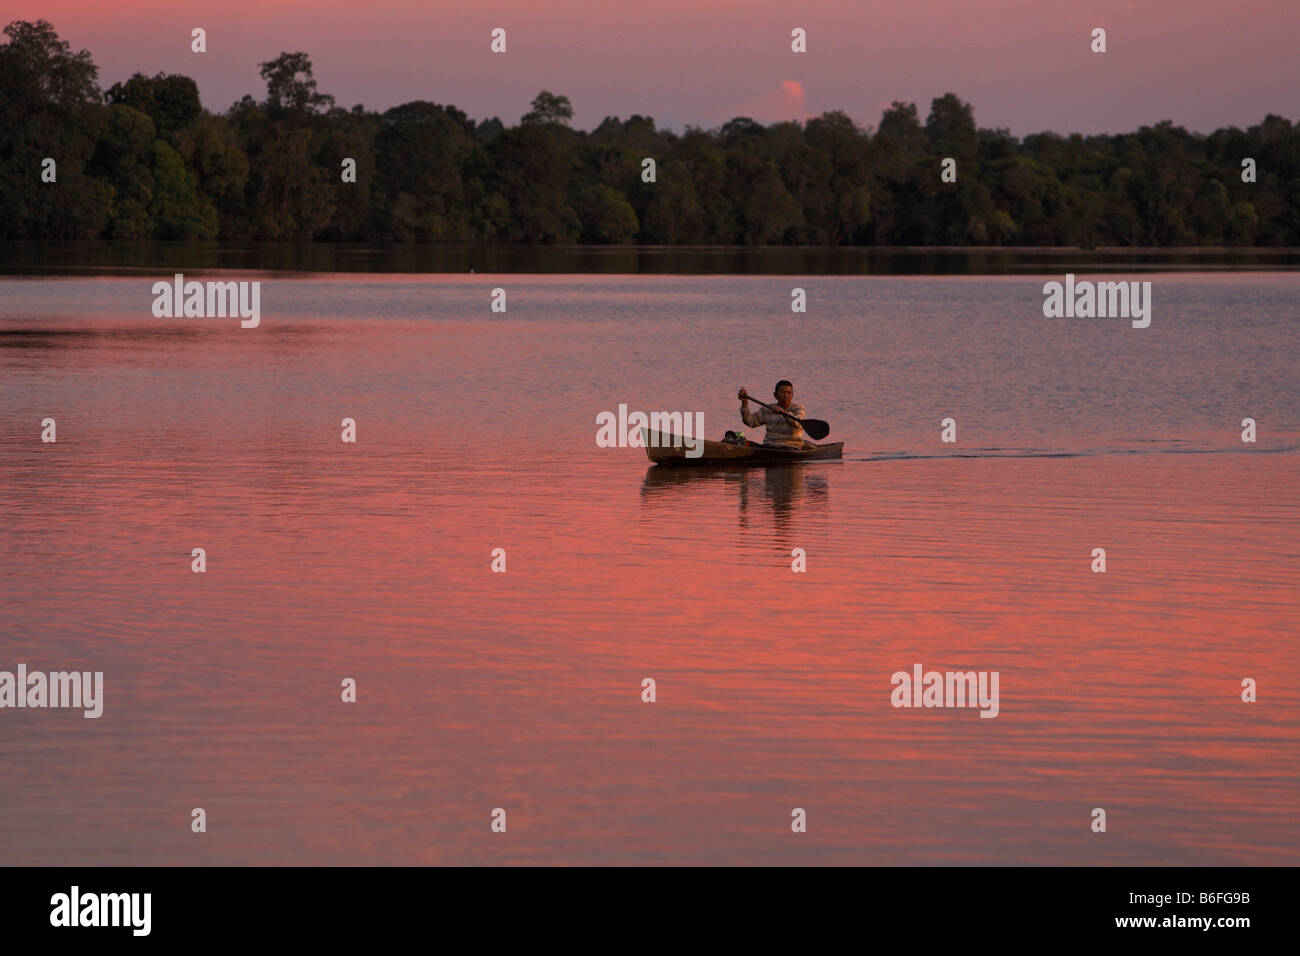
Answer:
(10, 0, 1299, 135)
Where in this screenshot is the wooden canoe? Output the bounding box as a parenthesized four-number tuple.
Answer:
(641, 428, 843, 466)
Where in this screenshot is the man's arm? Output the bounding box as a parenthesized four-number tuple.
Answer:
(738, 387, 763, 427)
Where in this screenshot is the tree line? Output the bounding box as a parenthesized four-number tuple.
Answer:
(3, 19, 1297, 246)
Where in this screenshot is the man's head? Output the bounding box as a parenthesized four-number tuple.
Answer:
(774, 380, 794, 408)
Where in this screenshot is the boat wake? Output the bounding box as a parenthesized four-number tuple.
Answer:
(850, 443, 1299, 463)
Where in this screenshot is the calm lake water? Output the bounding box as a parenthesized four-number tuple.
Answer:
(1, 272, 1297, 865)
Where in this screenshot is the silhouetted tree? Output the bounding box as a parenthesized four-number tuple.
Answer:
(105, 72, 202, 142)
(521, 90, 573, 127)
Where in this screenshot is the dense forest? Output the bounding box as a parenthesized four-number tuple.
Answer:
(3, 19, 1298, 246)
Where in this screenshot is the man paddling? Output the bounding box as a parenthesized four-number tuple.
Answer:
(738, 380, 813, 449)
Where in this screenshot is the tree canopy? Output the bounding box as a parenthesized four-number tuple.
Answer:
(3, 19, 1297, 246)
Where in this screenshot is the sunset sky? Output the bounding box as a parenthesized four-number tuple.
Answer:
(11, 1, 1299, 135)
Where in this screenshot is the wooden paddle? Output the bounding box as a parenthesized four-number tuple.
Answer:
(741, 393, 830, 440)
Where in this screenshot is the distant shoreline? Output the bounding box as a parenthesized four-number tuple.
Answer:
(3, 242, 1300, 277)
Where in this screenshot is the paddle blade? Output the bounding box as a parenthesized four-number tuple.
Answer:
(802, 418, 830, 440)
